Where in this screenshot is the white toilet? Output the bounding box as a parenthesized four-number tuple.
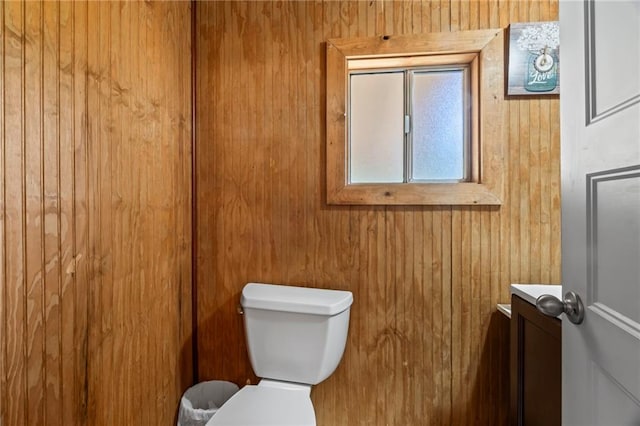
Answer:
(207, 282, 353, 426)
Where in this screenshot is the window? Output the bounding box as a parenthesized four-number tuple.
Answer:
(326, 29, 505, 205)
(350, 64, 472, 183)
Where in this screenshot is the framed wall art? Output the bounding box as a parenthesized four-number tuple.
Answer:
(507, 21, 560, 95)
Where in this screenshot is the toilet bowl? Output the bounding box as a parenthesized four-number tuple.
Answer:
(206, 380, 314, 426)
(206, 283, 353, 426)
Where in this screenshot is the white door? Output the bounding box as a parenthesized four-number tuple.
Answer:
(559, 0, 640, 424)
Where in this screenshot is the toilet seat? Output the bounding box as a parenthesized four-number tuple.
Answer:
(206, 383, 315, 426)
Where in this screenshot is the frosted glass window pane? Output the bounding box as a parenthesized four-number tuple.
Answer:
(350, 72, 404, 183)
(411, 70, 466, 181)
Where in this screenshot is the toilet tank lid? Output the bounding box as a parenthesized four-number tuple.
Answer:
(241, 283, 353, 316)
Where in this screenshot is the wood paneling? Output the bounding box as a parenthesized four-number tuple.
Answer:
(196, 1, 560, 425)
(1, 2, 193, 425)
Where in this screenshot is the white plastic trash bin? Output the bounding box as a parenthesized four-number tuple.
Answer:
(177, 380, 239, 426)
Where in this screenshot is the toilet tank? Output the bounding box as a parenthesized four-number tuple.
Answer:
(240, 283, 353, 385)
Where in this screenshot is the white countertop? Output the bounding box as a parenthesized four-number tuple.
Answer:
(509, 284, 563, 319)
(497, 284, 563, 319)
(497, 303, 512, 318)
(511, 284, 562, 306)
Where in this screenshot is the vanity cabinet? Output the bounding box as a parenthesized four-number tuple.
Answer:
(509, 294, 561, 426)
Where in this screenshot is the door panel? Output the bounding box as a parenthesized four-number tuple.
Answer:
(590, 363, 640, 425)
(561, 0, 640, 424)
(590, 1, 640, 116)
(588, 169, 640, 325)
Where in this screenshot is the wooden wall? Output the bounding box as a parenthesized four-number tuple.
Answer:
(195, 1, 560, 425)
(1, 1, 193, 425)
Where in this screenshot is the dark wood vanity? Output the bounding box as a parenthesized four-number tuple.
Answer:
(509, 294, 561, 426)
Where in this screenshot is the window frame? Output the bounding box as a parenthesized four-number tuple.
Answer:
(326, 29, 505, 205)
(348, 59, 475, 184)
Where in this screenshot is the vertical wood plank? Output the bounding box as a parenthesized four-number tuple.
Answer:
(411, 0, 422, 34)
(498, 0, 510, 27)
(529, 98, 541, 281)
(441, 0, 450, 32)
(489, 0, 499, 27)
(180, 0, 194, 399)
(382, 208, 396, 426)
(3, 1, 29, 424)
(431, 207, 443, 425)
(550, 97, 561, 284)
(84, 1, 100, 422)
(422, 209, 433, 423)
(194, 0, 213, 382)
(469, 0, 479, 30)
(479, 206, 491, 422)
(421, 0, 431, 33)
(42, 1, 62, 423)
(519, 99, 531, 281)
(451, 0, 460, 32)
(499, 0, 514, 304)
(442, 207, 453, 426)
(23, 1, 46, 423)
(431, 0, 441, 32)
(459, 0, 469, 30)
(71, 1, 89, 423)
(470, 206, 481, 423)
(550, 0, 559, 22)
(479, 0, 489, 28)
(112, 2, 128, 422)
(392, 0, 404, 34)
(229, 0, 245, 383)
(540, 97, 551, 284)
(57, 2, 74, 424)
(384, 0, 394, 35)
(529, 0, 540, 21)
(0, 2, 5, 420)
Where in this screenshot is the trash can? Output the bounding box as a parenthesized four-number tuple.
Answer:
(177, 380, 239, 426)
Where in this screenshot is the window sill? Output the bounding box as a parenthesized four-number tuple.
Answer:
(327, 182, 502, 206)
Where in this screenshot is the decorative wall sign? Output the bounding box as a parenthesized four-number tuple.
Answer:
(507, 21, 560, 95)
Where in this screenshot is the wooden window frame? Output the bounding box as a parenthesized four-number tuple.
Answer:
(349, 55, 476, 184)
(326, 29, 505, 205)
